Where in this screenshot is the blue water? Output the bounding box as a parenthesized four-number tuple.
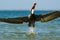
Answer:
(0, 10, 60, 40)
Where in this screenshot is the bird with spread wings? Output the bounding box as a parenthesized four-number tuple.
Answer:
(0, 2, 60, 27)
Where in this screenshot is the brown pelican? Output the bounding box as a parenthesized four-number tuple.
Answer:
(0, 2, 60, 34)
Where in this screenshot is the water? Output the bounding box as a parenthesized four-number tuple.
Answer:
(0, 10, 60, 40)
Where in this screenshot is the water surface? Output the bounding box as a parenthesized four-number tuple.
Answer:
(0, 10, 60, 40)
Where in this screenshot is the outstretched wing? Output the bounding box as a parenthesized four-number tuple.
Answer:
(35, 11, 60, 22)
(0, 16, 28, 24)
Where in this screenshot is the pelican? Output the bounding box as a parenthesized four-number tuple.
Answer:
(0, 2, 60, 34)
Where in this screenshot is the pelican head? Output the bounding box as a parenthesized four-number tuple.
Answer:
(33, 2, 36, 5)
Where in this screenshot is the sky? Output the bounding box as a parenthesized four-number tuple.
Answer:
(0, 0, 60, 10)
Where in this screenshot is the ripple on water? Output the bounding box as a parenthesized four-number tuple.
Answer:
(0, 32, 60, 40)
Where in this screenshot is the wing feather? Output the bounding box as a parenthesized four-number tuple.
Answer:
(0, 16, 28, 24)
(35, 11, 60, 22)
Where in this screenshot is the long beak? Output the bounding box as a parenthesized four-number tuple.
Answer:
(31, 2, 36, 14)
(31, 2, 36, 11)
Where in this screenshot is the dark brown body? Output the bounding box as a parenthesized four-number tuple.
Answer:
(28, 14, 36, 27)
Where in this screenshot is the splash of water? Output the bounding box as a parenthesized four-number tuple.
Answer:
(28, 27, 35, 34)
